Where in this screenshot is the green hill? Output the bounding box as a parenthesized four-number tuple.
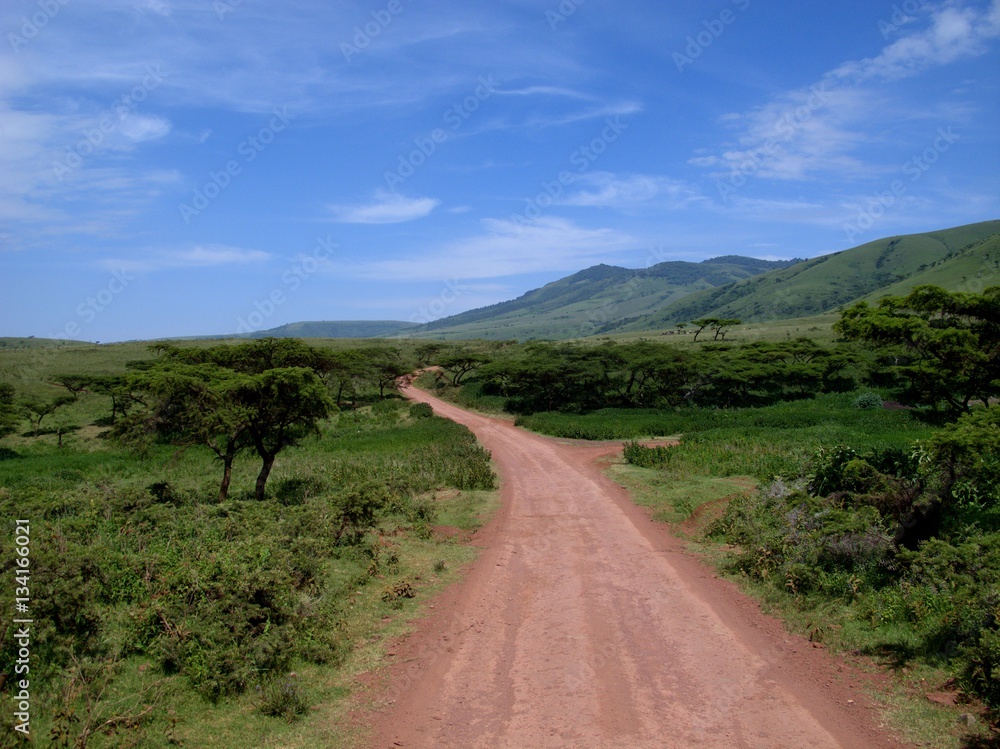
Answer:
(857, 231, 1000, 303)
(242, 320, 418, 339)
(402, 256, 798, 340)
(171, 321, 420, 341)
(611, 220, 1000, 332)
(0, 337, 92, 350)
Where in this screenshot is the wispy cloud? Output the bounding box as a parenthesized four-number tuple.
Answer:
(102, 245, 271, 274)
(834, 1, 1000, 81)
(559, 172, 708, 210)
(349, 216, 637, 281)
(694, 1, 1000, 184)
(119, 114, 172, 142)
(328, 191, 439, 224)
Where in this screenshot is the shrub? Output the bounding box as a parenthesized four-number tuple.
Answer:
(273, 476, 327, 506)
(854, 391, 883, 410)
(256, 674, 310, 721)
(333, 482, 391, 545)
(381, 580, 415, 608)
(409, 402, 433, 419)
(925, 405, 1000, 516)
(622, 441, 673, 468)
(714, 489, 895, 597)
(964, 628, 1000, 709)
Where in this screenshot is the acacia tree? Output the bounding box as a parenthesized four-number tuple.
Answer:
(690, 318, 714, 342)
(115, 364, 253, 501)
(836, 285, 1000, 413)
(319, 348, 369, 407)
(20, 394, 76, 436)
(438, 352, 491, 387)
(90, 376, 140, 425)
(119, 341, 334, 501)
(53, 375, 92, 397)
(712, 318, 742, 341)
(353, 347, 407, 398)
(237, 367, 333, 501)
(691, 318, 742, 342)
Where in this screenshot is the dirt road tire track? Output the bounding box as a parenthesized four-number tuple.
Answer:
(369, 386, 907, 749)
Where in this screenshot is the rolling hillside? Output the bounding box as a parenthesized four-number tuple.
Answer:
(401, 220, 998, 341)
(240, 320, 418, 339)
(401, 256, 798, 340)
(614, 220, 1000, 332)
(855, 231, 1000, 302)
(170, 320, 420, 341)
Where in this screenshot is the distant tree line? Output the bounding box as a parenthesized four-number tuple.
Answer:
(462, 338, 860, 413)
(436, 285, 999, 417)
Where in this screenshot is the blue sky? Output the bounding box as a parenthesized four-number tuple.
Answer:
(1, 0, 998, 341)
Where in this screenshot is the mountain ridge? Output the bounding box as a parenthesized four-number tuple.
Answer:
(405, 220, 999, 340)
(408, 255, 799, 340)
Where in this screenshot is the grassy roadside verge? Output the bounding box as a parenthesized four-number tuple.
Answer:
(0, 399, 499, 748)
(592, 404, 997, 749)
(614, 470, 997, 748)
(146, 487, 499, 749)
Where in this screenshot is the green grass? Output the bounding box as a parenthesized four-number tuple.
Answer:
(518, 393, 931, 476)
(725, 577, 995, 748)
(0, 398, 499, 748)
(607, 464, 753, 526)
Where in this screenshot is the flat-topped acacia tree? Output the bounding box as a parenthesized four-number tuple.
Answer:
(118, 340, 334, 501)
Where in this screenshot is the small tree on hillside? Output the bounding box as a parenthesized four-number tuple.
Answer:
(115, 364, 254, 501)
(53, 375, 92, 397)
(712, 318, 742, 341)
(90, 376, 141, 425)
(690, 318, 715, 342)
(238, 367, 334, 501)
(20, 394, 76, 436)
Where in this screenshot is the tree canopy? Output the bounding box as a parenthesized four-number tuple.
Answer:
(116, 340, 334, 500)
(836, 285, 1000, 413)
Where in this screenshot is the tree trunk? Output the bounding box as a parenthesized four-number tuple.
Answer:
(255, 454, 275, 501)
(218, 456, 234, 502)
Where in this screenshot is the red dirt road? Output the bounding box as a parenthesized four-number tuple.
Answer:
(371, 386, 906, 749)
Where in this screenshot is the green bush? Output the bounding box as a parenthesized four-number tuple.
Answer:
(854, 391, 883, 410)
(256, 674, 310, 721)
(714, 490, 894, 597)
(965, 628, 1000, 709)
(713, 410, 1000, 711)
(622, 441, 673, 468)
(409, 402, 433, 419)
(273, 476, 327, 506)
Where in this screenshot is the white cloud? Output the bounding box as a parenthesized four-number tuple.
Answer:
(498, 86, 593, 99)
(328, 191, 439, 224)
(103, 245, 271, 273)
(560, 172, 707, 210)
(349, 216, 637, 281)
(136, 0, 172, 16)
(835, 1, 1000, 81)
(695, 1, 1000, 184)
(119, 114, 171, 142)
